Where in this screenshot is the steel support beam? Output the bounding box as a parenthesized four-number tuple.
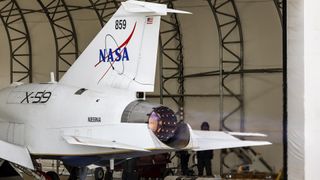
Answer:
(144, 0, 185, 119)
(159, 0, 185, 119)
(273, 0, 283, 27)
(37, 0, 79, 80)
(207, 0, 245, 134)
(207, 0, 272, 174)
(88, 0, 119, 27)
(162, 68, 282, 79)
(0, 0, 32, 83)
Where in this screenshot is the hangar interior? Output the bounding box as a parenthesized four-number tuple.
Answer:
(0, 0, 283, 179)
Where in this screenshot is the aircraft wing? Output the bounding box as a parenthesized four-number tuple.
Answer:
(0, 140, 34, 170)
(61, 123, 270, 153)
(226, 131, 267, 137)
(63, 135, 150, 152)
(191, 130, 271, 151)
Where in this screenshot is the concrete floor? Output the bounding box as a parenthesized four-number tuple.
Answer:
(3, 175, 272, 180)
(22, 173, 126, 180)
(5, 174, 221, 180)
(23, 175, 98, 180)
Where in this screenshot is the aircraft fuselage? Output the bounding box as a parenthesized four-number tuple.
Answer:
(0, 83, 137, 157)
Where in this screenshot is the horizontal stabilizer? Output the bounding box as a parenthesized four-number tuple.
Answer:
(122, 1, 191, 15)
(192, 130, 271, 151)
(166, 8, 192, 14)
(226, 132, 268, 137)
(0, 140, 34, 170)
(63, 136, 150, 152)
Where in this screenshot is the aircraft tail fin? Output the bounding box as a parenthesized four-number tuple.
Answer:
(60, 1, 190, 92)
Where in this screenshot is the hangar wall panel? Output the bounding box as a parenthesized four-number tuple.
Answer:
(305, 0, 320, 179)
(288, 0, 304, 179)
(174, 1, 283, 173)
(27, 14, 56, 83)
(0, 24, 10, 88)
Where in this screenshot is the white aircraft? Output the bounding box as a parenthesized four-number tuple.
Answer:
(0, 1, 270, 179)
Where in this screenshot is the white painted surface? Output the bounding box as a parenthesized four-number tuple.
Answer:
(288, 0, 305, 179)
(0, 140, 34, 170)
(288, 0, 320, 179)
(304, 1, 320, 179)
(192, 130, 271, 151)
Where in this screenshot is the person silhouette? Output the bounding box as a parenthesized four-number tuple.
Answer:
(196, 122, 213, 176)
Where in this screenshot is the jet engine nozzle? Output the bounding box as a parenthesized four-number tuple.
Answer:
(121, 101, 190, 149)
(148, 106, 177, 142)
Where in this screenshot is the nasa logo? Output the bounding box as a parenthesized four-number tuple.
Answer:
(95, 22, 137, 83)
(99, 47, 129, 62)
